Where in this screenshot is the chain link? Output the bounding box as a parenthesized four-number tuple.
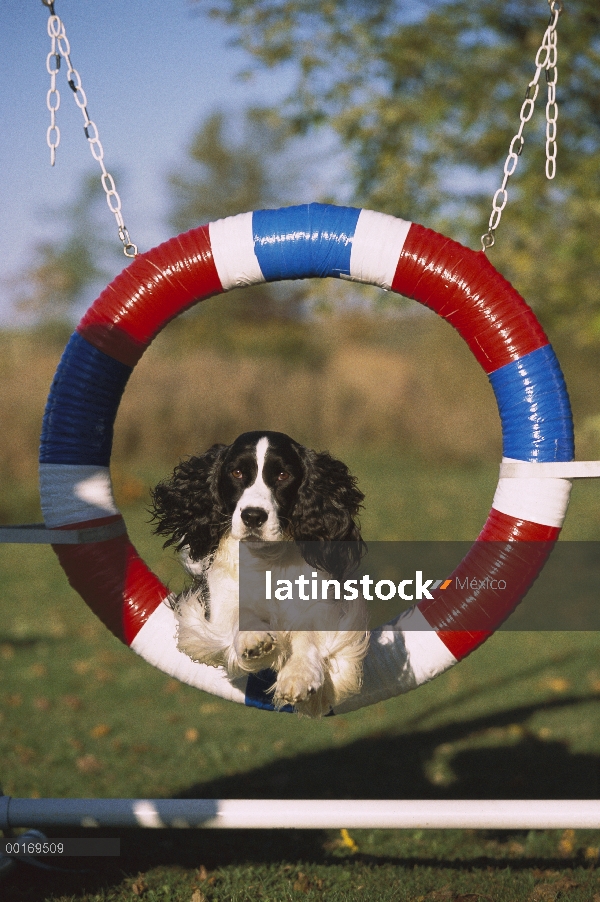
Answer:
(481, 0, 563, 252)
(42, 2, 138, 257)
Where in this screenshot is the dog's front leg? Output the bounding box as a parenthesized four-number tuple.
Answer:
(273, 631, 328, 714)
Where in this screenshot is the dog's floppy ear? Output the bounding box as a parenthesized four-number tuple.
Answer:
(288, 448, 366, 579)
(150, 443, 229, 561)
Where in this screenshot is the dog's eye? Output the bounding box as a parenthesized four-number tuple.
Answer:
(232, 469, 243, 479)
(277, 471, 290, 481)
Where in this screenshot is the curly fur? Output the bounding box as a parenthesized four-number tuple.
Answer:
(290, 446, 365, 580)
(151, 443, 229, 562)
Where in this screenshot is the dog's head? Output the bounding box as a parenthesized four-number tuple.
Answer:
(150, 430, 365, 577)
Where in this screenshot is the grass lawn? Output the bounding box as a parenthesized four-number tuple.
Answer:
(1, 453, 600, 900)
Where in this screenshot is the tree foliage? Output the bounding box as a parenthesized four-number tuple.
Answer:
(206, 0, 600, 341)
(10, 173, 123, 325)
(169, 109, 290, 231)
(168, 108, 310, 324)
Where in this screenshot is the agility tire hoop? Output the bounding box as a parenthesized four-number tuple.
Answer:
(40, 203, 574, 715)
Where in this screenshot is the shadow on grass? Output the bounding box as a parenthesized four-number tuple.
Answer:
(4, 691, 600, 899)
(0, 635, 62, 650)
(175, 692, 600, 802)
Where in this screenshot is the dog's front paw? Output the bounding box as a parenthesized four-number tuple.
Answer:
(234, 630, 279, 669)
(273, 660, 325, 711)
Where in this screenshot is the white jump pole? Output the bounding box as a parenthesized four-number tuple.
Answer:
(1, 798, 599, 830)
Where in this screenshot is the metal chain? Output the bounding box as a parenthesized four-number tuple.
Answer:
(44, 3, 61, 166)
(481, 0, 563, 252)
(42, 0, 138, 257)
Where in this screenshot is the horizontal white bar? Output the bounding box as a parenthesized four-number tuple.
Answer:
(500, 460, 600, 479)
(3, 799, 599, 830)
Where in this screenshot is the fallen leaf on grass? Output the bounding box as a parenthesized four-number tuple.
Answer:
(90, 723, 111, 738)
(292, 871, 323, 893)
(531, 885, 559, 902)
(13, 745, 36, 765)
(190, 890, 206, 902)
(553, 878, 579, 892)
(293, 872, 311, 893)
(508, 840, 525, 854)
(558, 828, 576, 856)
(73, 660, 92, 675)
(531, 877, 580, 901)
(29, 662, 47, 677)
(540, 676, 571, 693)
(164, 679, 181, 694)
(131, 875, 147, 895)
(185, 728, 199, 742)
(323, 828, 360, 853)
(340, 828, 358, 852)
(75, 754, 103, 773)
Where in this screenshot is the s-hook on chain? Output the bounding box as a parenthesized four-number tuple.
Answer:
(481, 0, 563, 252)
(41, 0, 138, 257)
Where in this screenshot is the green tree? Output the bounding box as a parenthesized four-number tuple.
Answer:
(205, 0, 600, 341)
(10, 173, 123, 325)
(168, 108, 311, 326)
(170, 108, 289, 230)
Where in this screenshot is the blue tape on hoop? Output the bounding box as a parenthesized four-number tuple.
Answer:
(40, 333, 132, 466)
(252, 203, 361, 280)
(488, 345, 574, 462)
(245, 670, 294, 712)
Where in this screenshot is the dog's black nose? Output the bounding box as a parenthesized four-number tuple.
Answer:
(241, 507, 269, 528)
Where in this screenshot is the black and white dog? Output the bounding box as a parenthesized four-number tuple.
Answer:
(151, 431, 369, 716)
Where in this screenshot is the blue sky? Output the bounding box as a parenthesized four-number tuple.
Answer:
(0, 0, 300, 323)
